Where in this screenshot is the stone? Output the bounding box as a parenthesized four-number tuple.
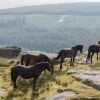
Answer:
(68, 68, 100, 90)
(45, 91, 76, 100)
(0, 45, 21, 58)
(26, 50, 58, 61)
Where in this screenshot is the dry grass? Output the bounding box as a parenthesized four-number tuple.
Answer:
(0, 55, 100, 100)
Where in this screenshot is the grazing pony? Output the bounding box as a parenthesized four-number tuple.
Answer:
(21, 54, 54, 72)
(86, 44, 100, 63)
(55, 45, 83, 71)
(11, 62, 53, 89)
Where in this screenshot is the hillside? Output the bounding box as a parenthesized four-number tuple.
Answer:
(0, 3, 100, 52)
(0, 53, 100, 100)
(0, 3, 100, 15)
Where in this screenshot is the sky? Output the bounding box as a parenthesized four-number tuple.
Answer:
(0, 0, 100, 9)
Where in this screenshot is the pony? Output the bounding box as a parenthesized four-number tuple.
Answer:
(11, 62, 53, 90)
(86, 44, 100, 63)
(21, 54, 54, 72)
(55, 45, 83, 71)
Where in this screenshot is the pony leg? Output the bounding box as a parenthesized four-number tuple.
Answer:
(59, 58, 64, 71)
(13, 76, 18, 88)
(86, 51, 91, 63)
(70, 57, 74, 67)
(86, 56, 88, 63)
(72, 57, 75, 67)
(91, 52, 94, 64)
(21, 55, 24, 65)
(11, 70, 18, 88)
(70, 57, 72, 66)
(86, 59, 88, 63)
(97, 53, 98, 60)
(33, 78, 37, 90)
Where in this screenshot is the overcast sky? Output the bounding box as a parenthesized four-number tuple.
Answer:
(0, 0, 100, 9)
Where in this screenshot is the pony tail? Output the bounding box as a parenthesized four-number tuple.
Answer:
(21, 55, 24, 65)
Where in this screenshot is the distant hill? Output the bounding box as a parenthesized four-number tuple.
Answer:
(0, 3, 100, 15)
(0, 3, 100, 52)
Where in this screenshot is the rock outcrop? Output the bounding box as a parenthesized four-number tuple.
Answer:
(27, 50, 58, 61)
(46, 90, 76, 100)
(26, 50, 81, 62)
(68, 68, 100, 90)
(0, 45, 21, 58)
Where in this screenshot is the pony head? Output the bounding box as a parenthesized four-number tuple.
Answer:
(75, 45, 83, 53)
(45, 62, 53, 75)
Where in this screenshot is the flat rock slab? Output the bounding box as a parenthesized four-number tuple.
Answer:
(68, 68, 100, 90)
(27, 51, 58, 60)
(26, 51, 77, 61)
(46, 91, 75, 100)
(80, 58, 96, 63)
(68, 68, 100, 75)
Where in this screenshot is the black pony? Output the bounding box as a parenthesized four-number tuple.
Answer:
(11, 62, 53, 89)
(55, 45, 83, 71)
(21, 54, 54, 73)
(86, 44, 100, 63)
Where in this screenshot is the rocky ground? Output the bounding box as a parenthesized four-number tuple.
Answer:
(68, 68, 100, 90)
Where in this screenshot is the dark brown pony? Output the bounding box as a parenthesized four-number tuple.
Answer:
(55, 45, 83, 71)
(11, 62, 53, 90)
(21, 54, 54, 72)
(86, 44, 100, 63)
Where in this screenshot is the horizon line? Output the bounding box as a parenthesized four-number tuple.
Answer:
(0, 2, 100, 10)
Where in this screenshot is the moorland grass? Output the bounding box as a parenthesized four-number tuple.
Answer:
(0, 55, 100, 100)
